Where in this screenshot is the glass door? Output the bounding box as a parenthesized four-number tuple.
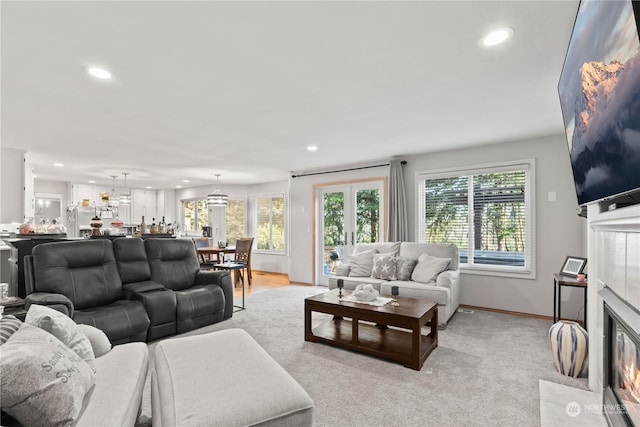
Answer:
(316, 181, 384, 286)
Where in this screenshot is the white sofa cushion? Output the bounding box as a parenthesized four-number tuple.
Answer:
(348, 249, 378, 277)
(411, 253, 451, 284)
(353, 242, 400, 256)
(399, 242, 459, 270)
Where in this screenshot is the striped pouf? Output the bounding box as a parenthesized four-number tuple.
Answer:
(549, 320, 588, 377)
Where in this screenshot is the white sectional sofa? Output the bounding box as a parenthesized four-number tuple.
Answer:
(328, 242, 460, 326)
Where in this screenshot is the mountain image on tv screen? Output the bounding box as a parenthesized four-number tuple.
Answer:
(558, 0, 640, 205)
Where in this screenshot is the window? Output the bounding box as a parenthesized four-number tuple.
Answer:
(225, 198, 245, 246)
(417, 160, 535, 277)
(254, 195, 285, 252)
(183, 199, 208, 232)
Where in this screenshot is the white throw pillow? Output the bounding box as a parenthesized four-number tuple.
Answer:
(348, 249, 378, 277)
(372, 253, 397, 280)
(26, 304, 96, 372)
(0, 323, 96, 427)
(78, 324, 112, 357)
(411, 253, 451, 284)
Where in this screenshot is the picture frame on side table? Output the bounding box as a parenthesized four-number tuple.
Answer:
(560, 256, 587, 277)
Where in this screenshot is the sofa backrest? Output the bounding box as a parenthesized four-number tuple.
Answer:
(113, 238, 151, 284)
(352, 242, 400, 255)
(399, 242, 459, 271)
(144, 238, 199, 291)
(32, 239, 123, 310)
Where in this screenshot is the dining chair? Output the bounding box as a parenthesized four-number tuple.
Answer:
(192, 237, 213, 269)
(233, 237, 254, 286)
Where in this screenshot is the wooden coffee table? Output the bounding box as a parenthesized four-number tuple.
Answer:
(304, 289, 438, 370)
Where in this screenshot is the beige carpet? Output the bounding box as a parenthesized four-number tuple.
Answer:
(137, 285, 588, 427)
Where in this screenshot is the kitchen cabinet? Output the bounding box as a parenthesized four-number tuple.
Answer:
(131, 189, 157, 224)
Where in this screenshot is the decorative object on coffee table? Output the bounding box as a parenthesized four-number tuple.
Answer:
(391, 285, 399, 307)
(548, 320, 588, 377)
(337, 278, 344, 299)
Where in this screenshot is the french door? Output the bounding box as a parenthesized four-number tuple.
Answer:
(315, 180, 384, 286)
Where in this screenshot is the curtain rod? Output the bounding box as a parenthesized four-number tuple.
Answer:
(291, 161, 406, 178)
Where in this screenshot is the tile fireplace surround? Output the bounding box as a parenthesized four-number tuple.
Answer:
(587, 202, 640, 425)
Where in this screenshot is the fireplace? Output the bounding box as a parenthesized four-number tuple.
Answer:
(602, 288, 640, 426)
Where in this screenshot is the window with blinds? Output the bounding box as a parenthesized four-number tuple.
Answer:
(418, 160, 535, 276)
(255, 195, 285, 252)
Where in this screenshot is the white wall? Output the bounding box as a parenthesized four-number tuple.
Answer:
(1, 147, 25, 223)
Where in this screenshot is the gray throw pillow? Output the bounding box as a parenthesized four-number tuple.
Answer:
(0, 315, 22, 345)
(396, 257, 418, 281)
(411, 253, 451, 284)
(372, 253, 397, 280)
(26, 304, 96, 372)
(348, 249, 378, 277)
(0, 323, 96, 427)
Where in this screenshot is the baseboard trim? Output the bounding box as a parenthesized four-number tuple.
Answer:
(459, 304, 554, 322)
(288, 280, 313, 286)
(252, 270, 288, 278)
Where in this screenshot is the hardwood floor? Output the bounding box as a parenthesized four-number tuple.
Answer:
(232, 270, 292, 298)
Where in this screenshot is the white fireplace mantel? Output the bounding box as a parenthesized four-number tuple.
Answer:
(587, 202, 640, 394)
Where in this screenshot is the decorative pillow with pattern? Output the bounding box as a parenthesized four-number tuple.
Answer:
(372, 253, 397, 280)
(411, 253, 451, 284)
(26, 304, 96, 372)
(0, 315, 22, 345)
(0, 323, 96, 427)
(348, 249, 379, 277)
(396, 257, 418, 281)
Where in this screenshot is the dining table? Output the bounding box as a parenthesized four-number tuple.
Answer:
(196, 246, 236, 264)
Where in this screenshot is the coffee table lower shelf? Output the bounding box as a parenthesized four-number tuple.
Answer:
(309, 319, 436, 370)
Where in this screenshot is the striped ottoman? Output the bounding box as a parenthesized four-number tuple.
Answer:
(151, 328, 314, 427)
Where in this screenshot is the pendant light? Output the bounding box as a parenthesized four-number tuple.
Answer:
(109, 175, 119, 207)
(208, 174, 228, 207)
(119, 172, 131, 205)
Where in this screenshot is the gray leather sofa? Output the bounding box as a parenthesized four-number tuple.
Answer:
(23, 238, 233, 343)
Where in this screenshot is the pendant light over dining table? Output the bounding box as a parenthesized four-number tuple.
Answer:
(119, 172, 131, 205)
(208, 174, 228, 207)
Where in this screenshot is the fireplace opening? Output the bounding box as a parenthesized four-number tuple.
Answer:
(604, 298, 640, 426)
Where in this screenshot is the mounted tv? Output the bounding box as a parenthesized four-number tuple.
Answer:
(558, 0, 640, 206)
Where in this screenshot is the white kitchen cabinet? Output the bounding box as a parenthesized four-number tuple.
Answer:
(131, 189, 157, 225)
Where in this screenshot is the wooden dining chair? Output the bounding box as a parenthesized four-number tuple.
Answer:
(192, 237, 213, 269)
(234, 237, 254, 286)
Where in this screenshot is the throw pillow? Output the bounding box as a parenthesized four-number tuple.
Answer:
(396, 257, 418, 281)
(26, 304, 96, 372)
(0, 315, 22, 345)
(372, 253, 397, 280)
(411, 253, 451, 284)
(0, 323, 96, 427)
(78, 324, 112, 357)
(348, 249, 378, 277)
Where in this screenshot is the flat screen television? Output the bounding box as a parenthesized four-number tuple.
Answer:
(558, 0, 640, 206)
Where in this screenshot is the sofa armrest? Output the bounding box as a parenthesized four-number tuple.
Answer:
(123, 281, 165, 295)
(196, 270, 234, 319)
(436, 269, 459, 289)
(24, 292, 74, 317)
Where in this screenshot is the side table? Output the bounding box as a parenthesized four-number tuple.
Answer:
(1, 296, 27, 321)
(553, 273, 587, 330)
(212, 263, 246, 312)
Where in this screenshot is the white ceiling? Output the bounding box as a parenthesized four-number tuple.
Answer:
(1, 0, 578, 189)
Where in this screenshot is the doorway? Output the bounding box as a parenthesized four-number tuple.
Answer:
(314, 179, 385, 286)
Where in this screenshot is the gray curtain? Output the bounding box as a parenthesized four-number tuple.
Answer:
(387, 159, 408, 241)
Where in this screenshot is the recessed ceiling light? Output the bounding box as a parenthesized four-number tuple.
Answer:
(145, 186, 152, 189)
(176, 185, 182, 189)
(307, 145, 318, 151)
(88, 180, 96, 184)
(53, 162, 64, 167)
(182, 179, 190, 183)
(482, 28, 513, 47)
(87, 67, 112, 80)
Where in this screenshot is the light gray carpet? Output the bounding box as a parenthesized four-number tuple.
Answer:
(137, 285, 588, 426)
